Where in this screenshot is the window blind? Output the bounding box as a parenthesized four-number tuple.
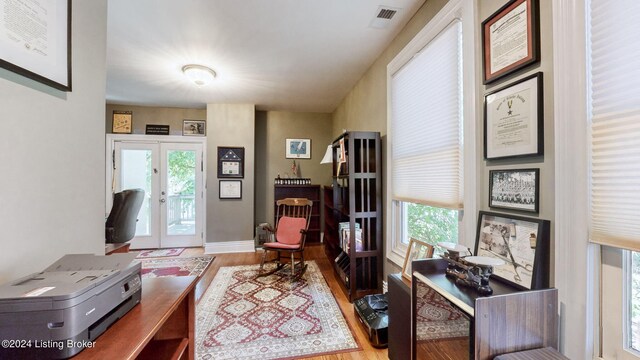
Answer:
(390, 20, 463, 209)
(589, 0, 640, 251)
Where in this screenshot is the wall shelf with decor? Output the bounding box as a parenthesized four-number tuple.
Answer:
(274, 184, 321, 244)
(324, 131, 382, 302)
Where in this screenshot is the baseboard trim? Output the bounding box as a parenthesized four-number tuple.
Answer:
(205, 240, 254, 254)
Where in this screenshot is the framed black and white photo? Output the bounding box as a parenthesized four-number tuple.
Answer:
(489, 168, 539, 213)
(484, 72, 543, 160)
(217, 147, 244, 178)
(285, 139, 311, 159)
(0, 0, 72, 91)
(219, 180, 242, 199)
(183, 120, 206, 136)
(482, 0, 540, 84)
(474, 211, 550, 290)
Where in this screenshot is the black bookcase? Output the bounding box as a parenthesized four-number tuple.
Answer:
(324, 131, 382, 301)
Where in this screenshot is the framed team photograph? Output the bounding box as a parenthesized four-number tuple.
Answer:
(489, 168, 539, 213)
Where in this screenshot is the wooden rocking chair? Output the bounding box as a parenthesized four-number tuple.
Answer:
(258, 198, 313, 279)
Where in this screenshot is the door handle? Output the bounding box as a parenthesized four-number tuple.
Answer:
(160, 198, 166, 203)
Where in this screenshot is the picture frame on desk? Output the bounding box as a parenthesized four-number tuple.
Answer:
(401, 238, 434, 281)
(474, 211, 550, 290)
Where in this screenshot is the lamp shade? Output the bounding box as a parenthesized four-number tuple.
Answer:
(320, 145, 333, 164)
(182, 64, 216, 86)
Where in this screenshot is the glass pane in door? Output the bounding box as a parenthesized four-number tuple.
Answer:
(121, 149, 152, 236)
(166, 150, 196, 236)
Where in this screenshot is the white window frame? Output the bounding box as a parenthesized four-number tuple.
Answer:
(385, 0, 477, 268)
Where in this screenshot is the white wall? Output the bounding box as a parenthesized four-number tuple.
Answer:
(0, 0, 108, 283)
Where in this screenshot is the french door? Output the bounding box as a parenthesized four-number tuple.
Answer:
(109, 137, 205, 249)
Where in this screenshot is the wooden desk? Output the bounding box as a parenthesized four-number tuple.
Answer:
(75, 276, 197, 360)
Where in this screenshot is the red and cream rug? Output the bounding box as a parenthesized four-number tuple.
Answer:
(415, 283, 470, 341)
(138, 256, 213, 279)
(136, 247, 186, 258)
(196, 261, 359, 360)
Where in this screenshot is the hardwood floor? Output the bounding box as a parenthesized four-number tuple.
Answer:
(182, 244, 389, 360)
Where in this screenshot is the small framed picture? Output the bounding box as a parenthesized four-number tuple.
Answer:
(482, 0, 540, 84)
(474, 211, 550, 290)
(112, 111, 132, 134)
(183, 120, 206, 136)
(286, 139, 311, 159)
(217, 147, 244, 178)
(401, 238, 435, 280)
(489, 168, 539, 213)
(484, 72, 543, 160)
(219, 180, 242, 199)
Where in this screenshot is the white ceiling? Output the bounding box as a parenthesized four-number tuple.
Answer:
(106, 0, 425, 113)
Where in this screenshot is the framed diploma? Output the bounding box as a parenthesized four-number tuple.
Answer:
(112, 111, 132, 134)
(217, 147, 244, 178)
(219, 180, 242, 199)
(484, 72, 543, 160)
(482, 0, 539, 85)
(0, 0, 72, 91)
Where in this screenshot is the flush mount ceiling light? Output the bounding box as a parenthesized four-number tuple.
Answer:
(182, 64, 216, 86)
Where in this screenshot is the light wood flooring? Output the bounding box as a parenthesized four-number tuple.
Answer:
(181, 244, 389, 360)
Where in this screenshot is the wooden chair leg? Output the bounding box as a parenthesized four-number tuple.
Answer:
(260, 249, 267, 271)
(291, 252, 295, 277)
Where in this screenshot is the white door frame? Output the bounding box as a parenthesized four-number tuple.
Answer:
(106, 134, 207, 248)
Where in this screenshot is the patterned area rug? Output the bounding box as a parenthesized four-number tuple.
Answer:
(196, 261, 359, 360)
(415, 282, 470, 340)
(138, 256, 213, 279)
(136, 247, 186, 258)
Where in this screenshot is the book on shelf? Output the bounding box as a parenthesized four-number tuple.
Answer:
(341, 228, 363, 252)
(338, 222, 361, 251)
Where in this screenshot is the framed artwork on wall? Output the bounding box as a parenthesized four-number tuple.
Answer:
(217, 147, 244, 178)
(0, 0, 72, 91)
(481, 0, 540, 84)
(489, 168, 539, 213)
(219, 180, 242, 199)
(474, 211, 550, 290)
(112, 111, 132, 134)
(183, 120, 206, 136)
(286, 139, 311, 159)
(484, 72, 543, 160)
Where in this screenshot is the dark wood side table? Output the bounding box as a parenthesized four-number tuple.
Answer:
(74, 276, 198, 360)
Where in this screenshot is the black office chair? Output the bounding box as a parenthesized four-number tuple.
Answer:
(105, 189, 145, 244)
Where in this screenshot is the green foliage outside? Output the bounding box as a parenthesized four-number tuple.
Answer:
(406, 203, 458, 247)
(167, 151, 196, 195)
(633, 251, 640, 351)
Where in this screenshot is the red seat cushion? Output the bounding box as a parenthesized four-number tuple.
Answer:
(275, 216, 306, 245)
(263, 242, 300, 250)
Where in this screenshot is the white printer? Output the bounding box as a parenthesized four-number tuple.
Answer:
(0, 253, 142, 359)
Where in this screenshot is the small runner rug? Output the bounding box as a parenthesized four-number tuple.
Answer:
(138, 256, 213, 279)
(136, 247, 186, 258)
(196, 261, 359, 360)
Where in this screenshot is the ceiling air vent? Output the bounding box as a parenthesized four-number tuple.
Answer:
(377, 8, 397, 20)
(369, 6, 401, 29)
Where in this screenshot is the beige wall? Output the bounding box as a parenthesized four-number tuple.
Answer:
(0, 0, 108, 282)
(206, 104, 255, 242)
(105, 104, 206, 135)
(255, 111, 333, 226)
(332, 0, 555, 278)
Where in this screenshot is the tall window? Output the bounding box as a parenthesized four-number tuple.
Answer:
(386, 0, 474, 265)
(589, 0, 640, 357)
